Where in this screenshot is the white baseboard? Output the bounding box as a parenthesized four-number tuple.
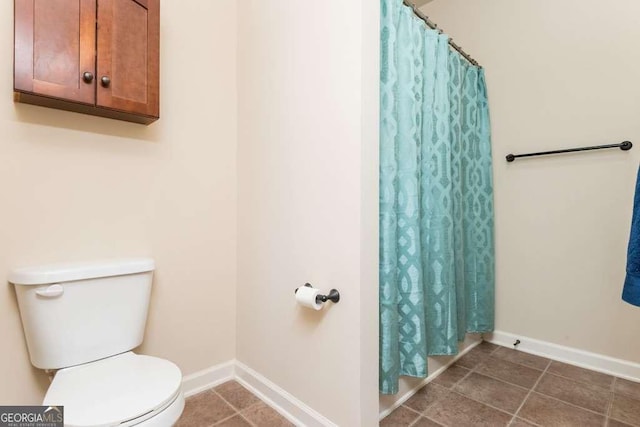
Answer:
(234, 361, 337, 427)
(378, 339, 482, 420)
(181, 359, 336, 426)
(181, 360, 235, 398)
(485, 330, 640, 382)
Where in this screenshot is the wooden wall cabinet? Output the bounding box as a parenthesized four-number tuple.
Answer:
(14, 0, 160, 125)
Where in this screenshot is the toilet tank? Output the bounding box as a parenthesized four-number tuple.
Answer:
(9, 258, 155, 370)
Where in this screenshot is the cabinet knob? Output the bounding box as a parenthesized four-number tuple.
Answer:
(101, 76, 111, 88)
(82, 72, 94, 84)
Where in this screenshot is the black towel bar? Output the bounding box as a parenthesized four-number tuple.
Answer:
(506, 141, 633, 162)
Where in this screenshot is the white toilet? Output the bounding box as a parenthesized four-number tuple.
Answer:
(9, 258, 185, 426)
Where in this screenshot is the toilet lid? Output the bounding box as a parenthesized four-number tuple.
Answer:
(43, 352, 182, 427)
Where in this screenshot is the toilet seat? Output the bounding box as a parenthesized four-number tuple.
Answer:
(43, 352, 183, 427)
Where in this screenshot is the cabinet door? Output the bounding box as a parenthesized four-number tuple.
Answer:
(96, 0, 159, 118)
(14, 0, 96, 104)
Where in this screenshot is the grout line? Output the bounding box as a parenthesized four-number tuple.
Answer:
(399, 343, 626, 427)
(487, 343, 501, 356)
(448, 365, 475, 389)
(214, 386, 262, 415)
(432, 347, 522, 419)
(542, 370, 615, 391)
(460, 353, 536, 392)
(508, 358, 551, 425)
(401, 390, 447, 427)
(189, 389, 241, 427)
(545, 360, 618, 389)
(393, 403, 429, 427)
(212, 389, 242, 412)
(476, 353, 616, 402)
(450, 389, 515, 417)
(210, 388, 258, 427)
(449, 345, 516, 414)
(404, 407, 430, 427)
(490, 356, 548, 374)
(240, 400, 263, 413)
(394, 343, 536, 423)
(406, 415, 422, 427)
(238, 412, 257, 427)
(411, 355, 480, 417)
(525, 390, 611, 418)
(422, 416, 446, 427)
(402, 347, 493, 418)
(413, 346, 521, 421)
(523, 371, 616, 418)
(604, 377, 616, 427)
(379, 339, 485, 421)
(493, 345, 619, 392)
(525, 366, 614, 419)
(470, 370, 531, 392)
(611, 378, 618, 405)
(398, 342, 628, 427)
(212, 412, 242, 426)
(402, 405, 423, 416)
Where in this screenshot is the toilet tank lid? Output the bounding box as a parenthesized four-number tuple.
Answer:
(8, 258, 155, 285)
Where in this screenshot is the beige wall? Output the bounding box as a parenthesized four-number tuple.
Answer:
(236, 0, 379, 425)
(422, 0, 640, 362)
(0, 1, 238, 404)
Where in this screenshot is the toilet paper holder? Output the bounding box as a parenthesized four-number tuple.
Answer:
(295, 283, 340, 304)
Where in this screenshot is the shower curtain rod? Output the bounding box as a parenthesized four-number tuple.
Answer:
(403, 0, 481, 68)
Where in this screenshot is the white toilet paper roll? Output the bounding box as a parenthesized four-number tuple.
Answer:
(295, 285, 323, 310)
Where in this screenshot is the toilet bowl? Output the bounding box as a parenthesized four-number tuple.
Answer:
(9, 258, 184, 426)
(43, 352, 184, 427)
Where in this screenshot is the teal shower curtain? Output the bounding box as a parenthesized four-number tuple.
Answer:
(379, 0, 495, 395)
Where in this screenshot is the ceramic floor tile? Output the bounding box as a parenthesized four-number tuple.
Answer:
(615, 378, 640, 401)
(547, 361, 614, 389)
(608, 418, 635, 427)
(607, 418, 633, 427)
(517, 392, 604, 427)
(455, 348, 492, 370)
(214, 381, 261, 411)
(176, 390, 236, 427)
(424, 391, 512, 426)
(509, 418, 538, 426)
(492, 347, 551, 371)
(475, 340, 500, 355)
(380, 344, 640, 427)
(432, 365, 471, 388)
(241, 402, 294, 427)
(214, 415, 252, 427)
(535, 372, 611, 413)
(380, 405, 421, 427)
(454, 372, 529, 414)
(175, 343, 638, 427)
(610, 393, 640, 426)
(404, 383, 450, 413)
(412, 416, 444, 427)
(476, 357, 543, 389)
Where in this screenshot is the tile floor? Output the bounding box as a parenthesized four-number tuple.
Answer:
(176, 381, 294, 427)
(177, 344, 640, 427)
(381, 341, 640, 427)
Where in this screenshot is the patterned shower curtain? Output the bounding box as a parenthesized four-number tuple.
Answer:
(379, 0, 495, 395)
